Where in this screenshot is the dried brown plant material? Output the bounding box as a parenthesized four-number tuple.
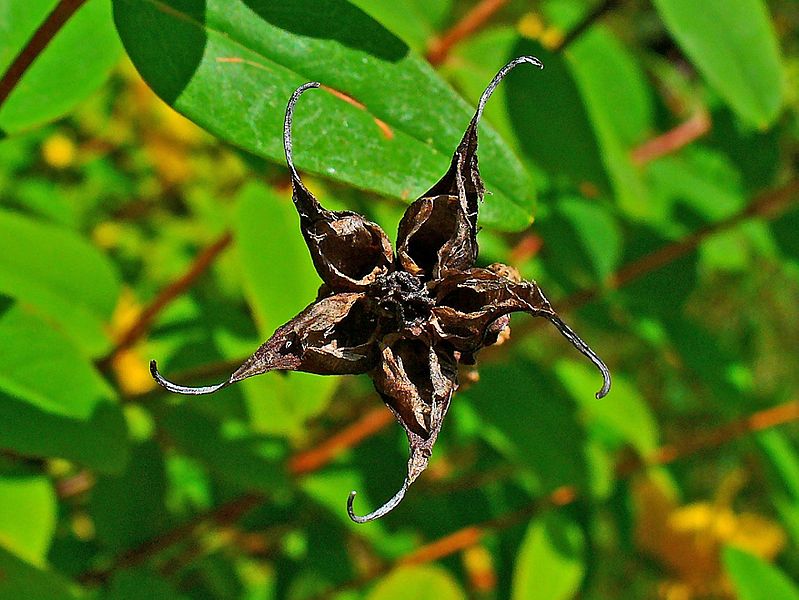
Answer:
(151, 56, 611, 522)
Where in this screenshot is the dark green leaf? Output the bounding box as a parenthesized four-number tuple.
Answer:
(463, 360, 588, 494)
(156, 402, 288, 493)
(90, 441, 168, 552)
(104, 569, 189, 600)
(112, 0, 535, 230)
(0, 546, 79, 600)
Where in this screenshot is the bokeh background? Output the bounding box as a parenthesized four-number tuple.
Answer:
(1, 0, 799, 598)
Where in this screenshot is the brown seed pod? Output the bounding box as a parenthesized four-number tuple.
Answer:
(151, 56, 611, 523)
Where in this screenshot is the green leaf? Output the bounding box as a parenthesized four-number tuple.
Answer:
(652, 0, 783, 128)
(723, 546, 799, 600)
(552, 196, 622, 283)
(111, 0, 534, 230)
(156, 402, 288, 494)
(463, 360, 588, 494)
(0, 546, 80, 600)
(350, 0, 452, 53)
(104, 569, 189, 600)
(90, 441, 168, 552)
(567, 28, 652, 219)
(0, 474, 56, 566)
(0, 0, 122, 134)
(235, 182, 339, 439)
(505, 37, 610, 192)
(512, 512, 585, 600)
(0, 209, 120, 357)
(556, 360, 659, 456)
(0, 303, 128, 472)
(368, 565, 465, 600)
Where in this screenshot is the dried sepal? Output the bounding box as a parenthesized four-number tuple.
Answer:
(431, 265, 611, 398)
(285, 83, 394, 291)
(348, 336, 458, 523)
(151, 293, 379, 395)
(396, 56, 543, 279)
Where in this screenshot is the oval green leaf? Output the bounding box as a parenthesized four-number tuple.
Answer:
(512, 512, 586, 600)
(368, 565, 466, 600)
(0, 0, 122, 134)
(0, 209, 120, 358)
(0, 303, 128, 473)
(653, 0, 783, 128)
(235, 182, 339, 439)
(111, 0, 535, 230)
(0, 474, 56, 566)
(723, 546, 799, 600)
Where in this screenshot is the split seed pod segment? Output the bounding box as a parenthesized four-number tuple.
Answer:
(151, 56, 612, 523)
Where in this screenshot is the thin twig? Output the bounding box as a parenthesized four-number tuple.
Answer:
(319, 398, 799, 598)
(631, 110, 711, 165)
(98, 230, 233, 369)
(78, 492, 262, 585)
(289, 406, 394, 475)
(557, 179, 799, 313)
(0, 0, 88, 110)
(426, 0, 509, 66)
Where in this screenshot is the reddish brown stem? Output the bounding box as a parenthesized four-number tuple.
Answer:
(631, 111, 711, 166)
(78, 492, 262, 585)
(99, 230, 233, 368)
(0, 0, 88, 111)
(289, 406, 394, 475)
(426, 0, 509, 66)
(322, 398, 799, 598)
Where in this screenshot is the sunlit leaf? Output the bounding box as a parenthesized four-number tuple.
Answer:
(512, 512, 585, 600)
(0, 209, 120, 357)
(234, 183, 339, 439)
(556, 360, 659, 456)
(653, 0, 783, 128)
(368, 565, 466, 600)
(112, 0, 535, 230)
(0, 303, 128, 472)
(0, 474, 56, 566)
(723, 546, 799, 600)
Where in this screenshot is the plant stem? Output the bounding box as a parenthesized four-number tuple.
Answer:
(426, 0, 509, 65)
(0, 0, 88, 111)
(97, 230, 233, 370)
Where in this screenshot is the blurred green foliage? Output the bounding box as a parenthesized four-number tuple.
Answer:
(1, 0, 798, 598)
